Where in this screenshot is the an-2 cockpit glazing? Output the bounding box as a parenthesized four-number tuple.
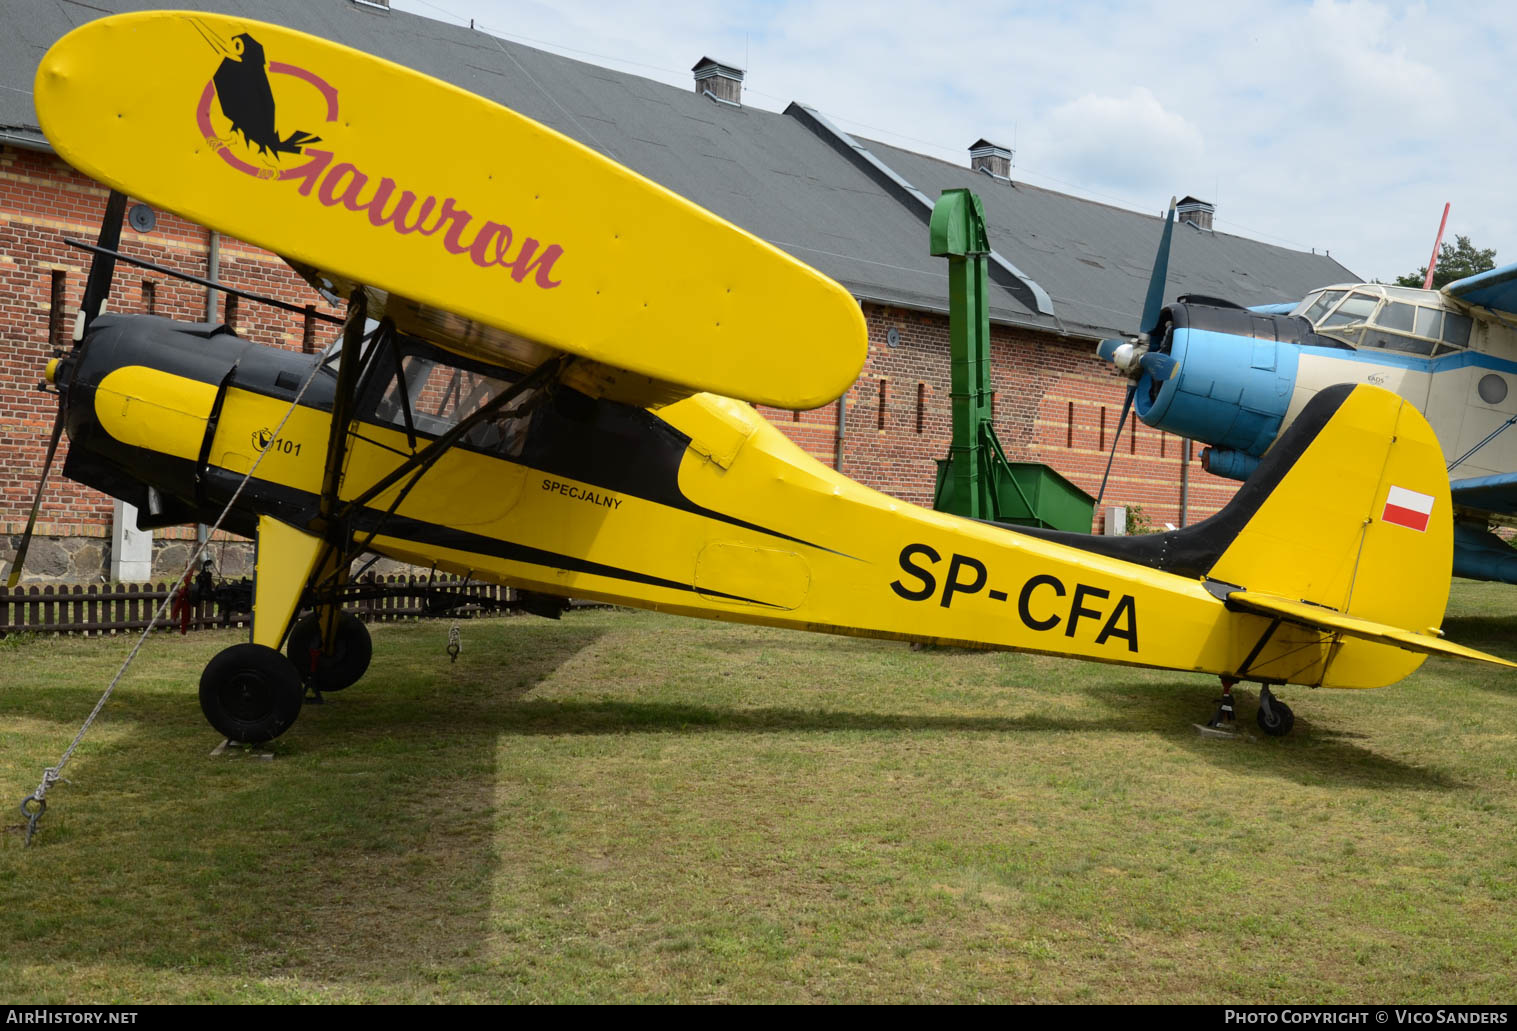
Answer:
(1292, 284, 1473, 357)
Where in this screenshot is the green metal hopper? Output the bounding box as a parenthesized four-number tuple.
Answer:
(929, 189, 1095, 534)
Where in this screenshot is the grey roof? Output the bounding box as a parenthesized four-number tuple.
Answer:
(860, 137, 1357, 337)
(1, 0, 1358, 341)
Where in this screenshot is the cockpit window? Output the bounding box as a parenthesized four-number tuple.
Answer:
(1298, 284, 1473, 358)
(1362, 330, 1434, 356)
(319, 318, 384, 373)
(371, 353, 535, 458)
(1362, 302, 1416, 352)
(1301, 289, 1345, 323)
(1374, 301, 1416, 333)
(1443, 312, 1473, 349)
(1320, 292, 1378, 328)
(1358, 301, 1440, 356)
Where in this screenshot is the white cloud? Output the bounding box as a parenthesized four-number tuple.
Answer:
(1030, 87, 1205, 198)
(391, 0, 1517, 283)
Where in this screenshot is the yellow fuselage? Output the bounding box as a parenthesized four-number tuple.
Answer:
(86, 348, 1444, 692)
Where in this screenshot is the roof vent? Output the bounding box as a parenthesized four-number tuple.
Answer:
(969, 139, 1013, 180)
(693, 57, 744, 107)
(1177, 195, 1214, 232)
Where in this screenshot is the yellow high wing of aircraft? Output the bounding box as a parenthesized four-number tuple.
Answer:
(12, 11, 1512, 745)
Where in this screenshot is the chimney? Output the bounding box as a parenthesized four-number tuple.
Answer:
(1177, 195, 1214, 232)
(969, 139, 1013, 180)
(692, 57, 744, 106)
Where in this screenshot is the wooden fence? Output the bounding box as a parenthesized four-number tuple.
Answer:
(0, 575, 513, 637)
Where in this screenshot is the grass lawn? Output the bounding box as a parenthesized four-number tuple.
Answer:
(2, 581, 1515, 1003)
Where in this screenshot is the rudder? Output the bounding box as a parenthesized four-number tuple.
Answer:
(1207, 384, 1453, 686)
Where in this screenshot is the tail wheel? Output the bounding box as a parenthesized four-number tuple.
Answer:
(199, 643, 303, 743)
(1256, 697, 1295, 737)
(285, 611, 372, 692)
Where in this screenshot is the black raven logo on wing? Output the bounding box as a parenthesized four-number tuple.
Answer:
(191, 19, 321, 159)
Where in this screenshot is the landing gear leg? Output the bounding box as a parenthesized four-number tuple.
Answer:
(1207, 677, 1238, 728)
(1256, 684, 1295, 737)
(198, 516, 327, 743)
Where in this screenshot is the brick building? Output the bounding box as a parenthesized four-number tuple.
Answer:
(0, 0, 1356, 582)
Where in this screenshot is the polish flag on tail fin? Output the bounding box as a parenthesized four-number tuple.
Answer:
(1383, 486, 1435, 532)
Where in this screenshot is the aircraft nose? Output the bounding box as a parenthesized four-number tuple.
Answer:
(1131, 315, 1302, 458)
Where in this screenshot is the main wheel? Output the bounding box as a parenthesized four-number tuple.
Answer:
(285, 611, 372, 692)
(1256, 697, 1295, 737)
(199, 643, 303, 743)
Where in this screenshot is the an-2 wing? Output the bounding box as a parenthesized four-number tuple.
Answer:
(1442, 262, 1517, 318)
(1450, 471, 1517, 517)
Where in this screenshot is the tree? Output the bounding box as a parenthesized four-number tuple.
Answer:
(1396, 235, 1497, 290)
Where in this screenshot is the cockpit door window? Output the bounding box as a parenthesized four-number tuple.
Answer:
(1374, 301, 1416, 333)
(1360, 301, 1435, 355)
(1442, 311, 1473, 349)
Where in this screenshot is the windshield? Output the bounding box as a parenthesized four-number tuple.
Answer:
(370, 350, 536, 458)
(1302, 286, 1473, 357)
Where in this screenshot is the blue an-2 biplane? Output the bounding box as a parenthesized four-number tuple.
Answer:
(1098, 203, 1517, 584)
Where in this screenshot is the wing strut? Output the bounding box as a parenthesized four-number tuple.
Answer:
(315, 292, 372, 534)
(1447, 412, 1517, 473)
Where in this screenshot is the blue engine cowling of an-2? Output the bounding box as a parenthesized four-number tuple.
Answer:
(1132, 304, 1316, 469)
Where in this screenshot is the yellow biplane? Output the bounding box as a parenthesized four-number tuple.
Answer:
(11, 11, 1512, 744)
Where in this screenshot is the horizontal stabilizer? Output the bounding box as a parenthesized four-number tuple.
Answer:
(1224, 590, 1517, 668)
(1443, 261, 1517, 318)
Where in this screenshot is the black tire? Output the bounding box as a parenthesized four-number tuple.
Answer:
(285, 611, 372, 692)
(199, 643, 303, 743)
(1256, 697, 1295, 737)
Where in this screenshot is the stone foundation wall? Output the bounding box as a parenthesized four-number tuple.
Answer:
(1, 533, 425, 585)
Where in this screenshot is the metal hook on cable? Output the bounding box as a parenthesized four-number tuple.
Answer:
(20, 795, 46, 847)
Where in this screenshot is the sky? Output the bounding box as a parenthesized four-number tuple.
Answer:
(387, 0, 1516, 285)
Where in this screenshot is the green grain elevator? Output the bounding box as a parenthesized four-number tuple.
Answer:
(929, 189, 1094, 532)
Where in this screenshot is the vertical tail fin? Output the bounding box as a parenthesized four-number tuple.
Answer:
(1208, 384, 1451, 623)
(1206, 383, 1468, 685)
